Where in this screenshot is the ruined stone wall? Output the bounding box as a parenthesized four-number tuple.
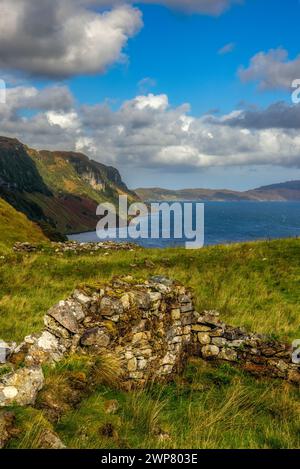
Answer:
(1, 276, 299, 409)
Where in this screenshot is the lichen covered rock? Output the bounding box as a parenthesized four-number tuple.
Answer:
(0, 366, 44, 407)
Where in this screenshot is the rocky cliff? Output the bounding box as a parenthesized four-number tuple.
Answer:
(0, 136, 137, 238)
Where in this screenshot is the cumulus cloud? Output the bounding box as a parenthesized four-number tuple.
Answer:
(0, 0, 243, 78)
(214, 102, 300, 130)
(239, 48, 300, 90)
(0, 0, 142, 78)
(2, 86, 300, 171)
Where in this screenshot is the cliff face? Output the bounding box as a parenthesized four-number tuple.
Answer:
(0, 137, 50, 194)
(0, 136, 137, 238)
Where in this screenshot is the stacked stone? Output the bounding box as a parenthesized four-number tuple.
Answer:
(0, 276, 196, 406)
(1, 276, 299, 409)
(189, 311, 300, 384)
(13, 242, 39, 253)
(13, 240, 138, 254)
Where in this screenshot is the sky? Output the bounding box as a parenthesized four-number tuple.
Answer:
(0, 0, 300, 190)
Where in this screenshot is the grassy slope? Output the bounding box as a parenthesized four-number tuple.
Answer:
(1, 144, 299, 449)
(0, 198, 47, 254)
(55, 359, 300, 449)
(8, 357, 300, 449)
(1, 236, 300, 449)
(1, 238, 300, 342)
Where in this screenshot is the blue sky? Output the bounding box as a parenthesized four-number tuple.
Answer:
(70, 0, 297, 114)
(1, 0, 300, 190)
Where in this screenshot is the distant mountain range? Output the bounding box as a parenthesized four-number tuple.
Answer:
(0, 136, 136, 239)
(136, 181, 300, 202)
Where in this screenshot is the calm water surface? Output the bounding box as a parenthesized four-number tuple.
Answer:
(68, 202, 300, 248)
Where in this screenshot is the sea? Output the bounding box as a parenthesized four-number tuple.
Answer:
(68, 201, 300, 248)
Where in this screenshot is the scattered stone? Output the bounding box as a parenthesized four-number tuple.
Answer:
(132, 332, 148, 345)
(14, 241, 139, 254)
(47, 301, 81, 333)
(201, 345, 220, 359)
(228, 340, 245, 348)
(25, 331, 65, 365)
(192, 325, 212, 332)
(219, 348, 238, 362)
(149, 292, 162, 303)
(180, 304, 194, 313)
(127, 357, 137, 372)
(100, 297, 123, 317)
(80, 328, 110, 347)
(0, 366, 44, 407)
(39, 429, 66, 449)
(120, 293, 131, 310)
(212, 337, 227, 347)
(197, 333, 211, 345)
(171, 309, 181, 321)
(133, 292, 151, 310)
(72, 290, 91, 307)
(150, 276, 173, 286)
(104, 399, 120, 414)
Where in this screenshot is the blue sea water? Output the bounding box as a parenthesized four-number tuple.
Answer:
(68, 201, 300, 248)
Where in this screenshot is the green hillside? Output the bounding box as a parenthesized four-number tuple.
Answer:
(1, 237, 300, 449)
(0, 136, 138, 237)
(0, 198, 48, 254)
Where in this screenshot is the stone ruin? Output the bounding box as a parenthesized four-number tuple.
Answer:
(1, 276, 299, 410)
(13, 241, 139, 254)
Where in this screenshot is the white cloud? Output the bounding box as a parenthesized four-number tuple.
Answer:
(218, 42, 235, 55)
(0, 0, 243, 79)
(134, 94, 169, 110)
(2, 86, 300, 171)
(0, 0, 142, 78)
(239, 48, 300, 90)
(46, 111, 80, 130)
